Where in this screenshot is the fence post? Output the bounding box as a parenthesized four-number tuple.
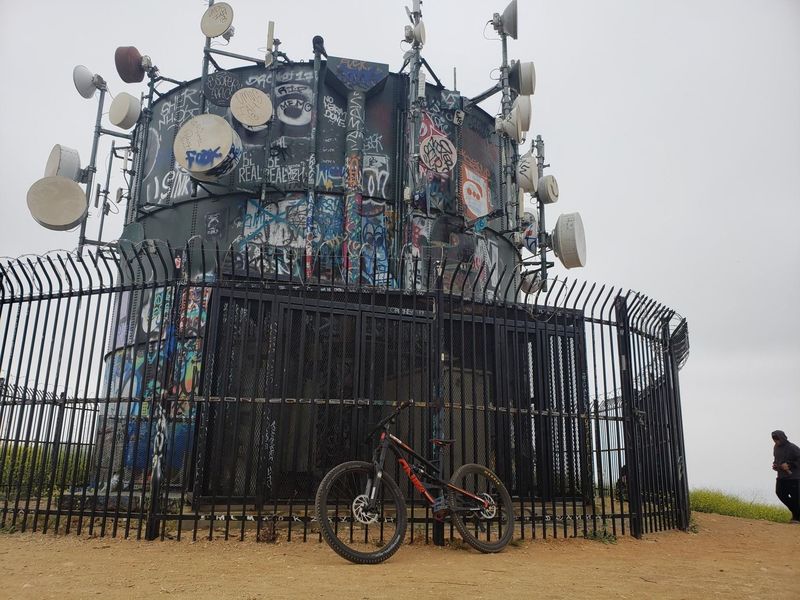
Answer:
(431, 259, 445, 546)
(664, 318, 690, 531)
(145, 284, 180, 541)
(615, 296, 644, 538)
(50, 392, 67, 473)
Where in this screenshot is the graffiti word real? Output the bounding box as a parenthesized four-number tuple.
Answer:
(238, 152, 264, 183)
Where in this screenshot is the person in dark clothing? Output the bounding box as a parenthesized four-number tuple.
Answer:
(771, 430, 800, 523)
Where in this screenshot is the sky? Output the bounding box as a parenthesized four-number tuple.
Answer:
(0, 0, 798, 504)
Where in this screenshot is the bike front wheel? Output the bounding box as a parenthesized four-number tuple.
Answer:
(315, 460, 407, 564)
(448, 463, 515, 553)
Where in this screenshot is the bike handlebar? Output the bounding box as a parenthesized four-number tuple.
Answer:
(365, 400, 414, 441)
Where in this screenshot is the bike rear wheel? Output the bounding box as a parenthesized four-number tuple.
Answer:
(315, 460, 407, 564)
(448, 463, 515, 553)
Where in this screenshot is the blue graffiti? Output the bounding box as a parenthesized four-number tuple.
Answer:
(185, 147, 222, 169)
(330, 59, 388, 91)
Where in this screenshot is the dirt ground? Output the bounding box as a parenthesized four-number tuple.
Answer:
(0, 512, 797, 600)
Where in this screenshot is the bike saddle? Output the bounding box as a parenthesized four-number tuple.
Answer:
(431, 438, 455, 447)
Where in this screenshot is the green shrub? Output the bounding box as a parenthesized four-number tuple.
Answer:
(690, 489, 791, 523)
(0, 443, 92, 500)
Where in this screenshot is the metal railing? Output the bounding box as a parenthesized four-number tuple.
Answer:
(0, 243, 690, 542)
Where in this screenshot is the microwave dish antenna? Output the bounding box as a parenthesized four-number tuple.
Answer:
(173, 114, 243, 182)
(537, 174, 559, 204)
(114, 46, 152, 83)
(44, 145, 82, 181)
(512, 95, 531, 132)
(73, 65, 104, 99)
(201, 2, 235, 39)
(230, 87, 273, 130)
(509, 61, 535, 96)
(516, 150, 537, 194)
(27, 176, 88, 231)
(551, 212, 587, 269)
(493, 0, 518, 39)
(109, 92, 141, 130)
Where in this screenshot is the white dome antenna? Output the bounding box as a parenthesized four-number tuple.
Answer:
(551, 212, 587, 269)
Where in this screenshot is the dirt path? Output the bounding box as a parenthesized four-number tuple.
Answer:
(0, 513, 797, 599)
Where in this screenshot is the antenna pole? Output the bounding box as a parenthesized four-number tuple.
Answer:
(305, 42, 323, 278)
(193, 0, 215, 200)
(78, 84, 107, 254)
(498, 31, 517, 233)
(406, 3, 424, 218)
(96, 140, 116, 243)
(130, 73, 157, 223)
(535, 134, 548, 287)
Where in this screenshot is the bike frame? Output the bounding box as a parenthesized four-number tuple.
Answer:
(366, 430, 489, 512)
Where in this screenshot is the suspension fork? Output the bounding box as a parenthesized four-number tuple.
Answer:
(365, 432, 391, 508)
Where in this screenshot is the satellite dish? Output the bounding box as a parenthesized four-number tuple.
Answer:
(495, 112, 523, 143)
(512, 95, 532, 132)
(44, 145, 82, 181)
(201, 2, 234, 38)
(230, 87, 273, 130)
(551, 212, 586, 269)
(173, 114, 243, 182)
(500, 0, 518, 39)
(109, 92, 141, 130)
(27, 176, 88, 231)
(509, 61, 536, 96)
(73, 65, 98, 99)
(516, 151, 537, 194)
(115, 47, 147, 83)
(537, 174, 559, 204)
(414, 20, 426, 46)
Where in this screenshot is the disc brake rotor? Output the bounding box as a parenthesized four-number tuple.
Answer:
(352, 494, 379, 524)
(478, 493, 497, 519)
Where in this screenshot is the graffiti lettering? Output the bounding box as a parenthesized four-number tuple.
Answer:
(364, 132, 384, 153)
(420, 135, 456, 173)
(275, 83, 312, 127)
(363, 154, 389, 199)
(185, 147, 222, 169)
(238, 152, 264, 183)
(157, 88, 201, 130)
(332, 59, 387, 91)
(322, 95, 346, 127)
(316, 164, 345, 191)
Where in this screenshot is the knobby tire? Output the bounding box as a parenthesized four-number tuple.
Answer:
(315, 460, 407, 564)
(448, 463, 515, 553)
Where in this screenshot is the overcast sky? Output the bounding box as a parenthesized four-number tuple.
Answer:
(0, 0, 798, 504)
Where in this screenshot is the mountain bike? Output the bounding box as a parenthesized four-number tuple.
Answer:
(314, 401, 515, 564)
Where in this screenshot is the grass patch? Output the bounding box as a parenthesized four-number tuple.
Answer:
(586, 527, 617, 544)
(690, 489, 791, 523)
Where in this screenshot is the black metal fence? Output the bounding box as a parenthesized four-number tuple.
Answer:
(0, 244, 690, 542)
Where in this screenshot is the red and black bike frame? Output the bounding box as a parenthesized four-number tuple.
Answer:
(365, 430, 489, 513)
